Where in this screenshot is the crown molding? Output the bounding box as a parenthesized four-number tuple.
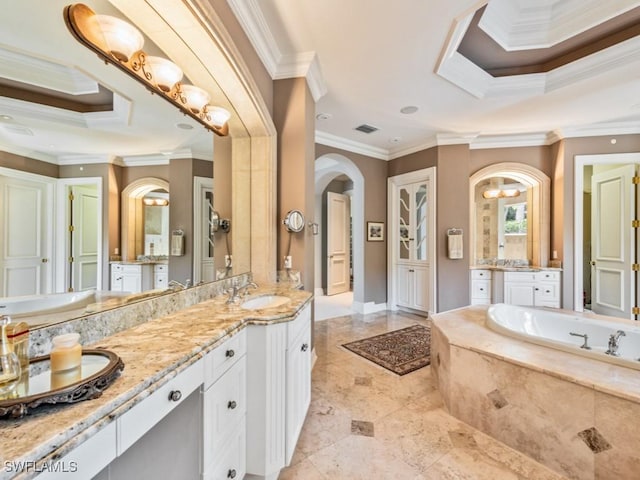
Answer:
(56, 154, 120, 166)
(0, 46, 99, 95)
(469, 132, 553, 149)
(556, 119, 640, 139)
(479, 0, 639, 50)
(438, 9, 640, 99)
(0, 142, 57, 164)
(227, 0, 327, 101)
(120, 154, 171, 166)
(388, 138, 440, 160)
(315, 131, 390, 161)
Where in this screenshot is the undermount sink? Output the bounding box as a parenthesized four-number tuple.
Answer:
(241, 295, 291, 310)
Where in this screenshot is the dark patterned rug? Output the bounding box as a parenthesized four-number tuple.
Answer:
(342, 324, 431, 375)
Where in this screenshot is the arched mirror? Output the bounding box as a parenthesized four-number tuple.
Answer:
(470, 163, 550, 267)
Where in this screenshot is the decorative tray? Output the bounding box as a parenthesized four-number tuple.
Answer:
(0, 349, 124, 419)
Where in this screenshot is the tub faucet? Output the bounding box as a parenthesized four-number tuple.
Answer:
(605, 330, 626, 356)
(569, 332, 591, 350)
(168, 279, 191, 290)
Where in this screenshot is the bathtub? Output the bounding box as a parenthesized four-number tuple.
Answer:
(487, 303, 640, 371)
(0, 290, 97, 317)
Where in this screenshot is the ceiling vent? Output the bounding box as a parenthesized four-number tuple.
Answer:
(354, 123, 378, 134)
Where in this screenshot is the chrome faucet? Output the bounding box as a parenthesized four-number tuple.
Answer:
(241, 282, 259, 297)
(226, 281, 258, 304)
(168, 279, 191, 290)
(605, 330, 626, 356)
(569, 332, 591, 350)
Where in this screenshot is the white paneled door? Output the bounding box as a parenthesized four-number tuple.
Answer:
(326, 192, 350, 296)
(0, 175, 52, 296)
(591, 164, 636, 318)
(70, 185, 99, 292)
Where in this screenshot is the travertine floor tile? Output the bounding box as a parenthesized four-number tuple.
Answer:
(278, 311, 567, 480)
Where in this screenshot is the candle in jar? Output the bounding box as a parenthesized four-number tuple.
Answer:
(50, 333, 82, 373)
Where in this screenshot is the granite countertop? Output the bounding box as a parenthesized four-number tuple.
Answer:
(470, 265, 563, 272)
(0, 285, 312, 479)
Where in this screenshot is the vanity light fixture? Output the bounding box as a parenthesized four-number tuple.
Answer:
(64, 3, 230, 136)
(482, 188, 520, 199)
(143, 198, 169, 206)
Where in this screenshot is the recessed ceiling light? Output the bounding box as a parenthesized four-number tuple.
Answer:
(0, 115, 12, 121)
(176, 122, 194, 130)
(389, 137, 402, 144)
(316, 113, 332, 121)
(400, 106, 418, 114)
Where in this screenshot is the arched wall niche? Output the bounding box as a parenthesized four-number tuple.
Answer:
(469, 162, 551, 267)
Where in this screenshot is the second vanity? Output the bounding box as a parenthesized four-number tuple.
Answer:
(470, 266, 562, 308)
(0, 281, 312, 480)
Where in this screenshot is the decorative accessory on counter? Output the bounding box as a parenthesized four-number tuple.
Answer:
(0, 349, 124, 418)
(50, 333, 82, 373)
(6, 320, 29, 371)
(342, 324, 431, 376)
(0, 316, 21, 396)
(64, 4, 230, 136)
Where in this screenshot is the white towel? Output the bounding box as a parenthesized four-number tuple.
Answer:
(448, 234, 463, 259)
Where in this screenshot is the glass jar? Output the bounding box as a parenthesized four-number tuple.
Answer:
(0, 316, 21, 396)
(50, 333, 82, 373)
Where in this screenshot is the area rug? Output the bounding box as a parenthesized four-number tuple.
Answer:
(342, 324, 431, 375)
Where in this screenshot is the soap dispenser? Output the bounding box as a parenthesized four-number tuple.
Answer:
(0, 315, 21, 396)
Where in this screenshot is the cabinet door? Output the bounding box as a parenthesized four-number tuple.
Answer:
(396, 265, 412, 307)
(505, 283, 535, 306)
(412, 265, 429, 311)
(121, 273, 141, 293)
(285, 322, 311, 465)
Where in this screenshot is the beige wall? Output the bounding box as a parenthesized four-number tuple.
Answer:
(469, 145, 553, 178)
(274, 78, 315, 290)
(0, 151, 59, 178)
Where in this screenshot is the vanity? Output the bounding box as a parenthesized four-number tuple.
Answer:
(109, 262, 169, 293)
(470, 266, 562, 308)
(0, 279, 312, 480)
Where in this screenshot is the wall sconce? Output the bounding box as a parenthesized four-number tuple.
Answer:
(64, 4, 231, 136)
(482, 188, 520, 199)
(143, 197, 169, 206)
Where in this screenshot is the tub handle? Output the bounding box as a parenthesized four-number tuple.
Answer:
(569, 332, 591, 350)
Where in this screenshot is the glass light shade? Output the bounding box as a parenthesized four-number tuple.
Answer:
(180, 85, 210, 114)
(93, 15, 144, 63)
(482, 189, 500, 199)
(206, 106, 231, 128)
(145, 56, 183, 92)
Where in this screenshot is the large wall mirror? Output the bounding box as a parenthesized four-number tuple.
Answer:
(0, 0, 252, 328)
(469, 163, 551, 268)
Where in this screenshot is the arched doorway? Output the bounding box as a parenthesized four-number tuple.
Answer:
(315, 154, 365, 313)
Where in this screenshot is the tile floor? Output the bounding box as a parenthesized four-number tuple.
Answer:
(279, 310, 568, 480)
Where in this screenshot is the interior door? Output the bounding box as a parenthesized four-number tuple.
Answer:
(591, 164, 636, 318)
(70, 185, 99, 292)
(326, 192, 350, 296)
(0, 175, 52, 296)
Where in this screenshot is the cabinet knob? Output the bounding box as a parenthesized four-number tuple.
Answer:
(227, 469, 237, 479)
(225, 349, 235, 358)
(228, 400, 237, 410)
(301, 343, 309, 352)
(479, 288, 484, 291)
(535, 288, 540, 291)
(168, 390, 182, 402)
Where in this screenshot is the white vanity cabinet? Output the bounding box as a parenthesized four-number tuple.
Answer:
(153, 263, 168, 289)
(246, 303, 312, 480)
(503, 270, 561, 308)
(470, 269, 492, 305)
(110, 263, 154, 293)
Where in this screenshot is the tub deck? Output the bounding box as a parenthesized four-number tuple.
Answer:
(431, 305, 640, 480)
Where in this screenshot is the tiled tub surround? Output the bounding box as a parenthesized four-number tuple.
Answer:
(431, 306, 640, 480)
(0, 280, 311, 480)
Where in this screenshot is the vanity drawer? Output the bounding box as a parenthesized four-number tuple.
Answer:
(203, 357, 246, 463)
(117, 358, 203, 455)
(203, 417, 246, 480)
(154, 264, 168, 273)
(535, 283, 559, 301)
(471, 269, 492, 280)
(111, 263, 123, 273)
(471, 279, 491, 299)
(121, 264, 142, 274)
(37, 422, 116, 480)
(535, 270, 560, 283)
(204, 329, 247, 388)
(504, 272, 537, 282)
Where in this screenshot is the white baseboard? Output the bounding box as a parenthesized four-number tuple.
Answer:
(314, 288, 325, 297)
(311, 348, 318, 369)
(353, 301, 388, 315)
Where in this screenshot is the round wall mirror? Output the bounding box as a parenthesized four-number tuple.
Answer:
(283, 210, 305, 232)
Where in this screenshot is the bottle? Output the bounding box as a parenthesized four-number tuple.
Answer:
(6, 320, 29, 372)
(0, 315, 21, 396)
(50, 333, 82, 373)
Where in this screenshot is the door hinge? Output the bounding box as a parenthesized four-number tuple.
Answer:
(633, 264, 640, 271)
(633, 176, 640, 185)
(68, 225, 75, 232)
(68, 193, 74, 201)
(633, 220, 640, 228)
(633, 307, 640, 315)
(68, 256, 74, 263)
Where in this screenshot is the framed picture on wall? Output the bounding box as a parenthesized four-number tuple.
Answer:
(367, 221, 384, 241)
